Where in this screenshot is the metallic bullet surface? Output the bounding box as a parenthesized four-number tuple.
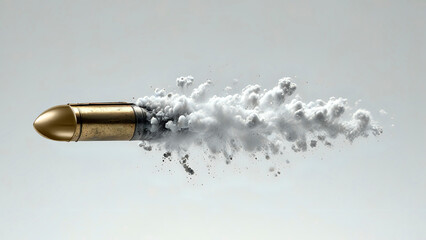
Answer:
(34, 103, 151, 141)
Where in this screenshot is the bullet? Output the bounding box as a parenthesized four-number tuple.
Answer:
(33, 103, 152, 141)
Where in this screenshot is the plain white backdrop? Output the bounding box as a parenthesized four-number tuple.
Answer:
(1, 0, 425, 239)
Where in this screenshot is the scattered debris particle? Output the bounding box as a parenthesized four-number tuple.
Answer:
(310, 140, 317, 148)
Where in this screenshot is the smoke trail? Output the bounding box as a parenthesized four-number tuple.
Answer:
(136, 76, 382, 167)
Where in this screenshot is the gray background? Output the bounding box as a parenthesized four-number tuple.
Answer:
(1, 0, 425, 239)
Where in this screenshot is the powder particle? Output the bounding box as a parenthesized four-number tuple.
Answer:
(139, 142, 152, 151)
(310, 140, 317, 148)
(162, 151, 172, 161)
(180, 154, 195, 175)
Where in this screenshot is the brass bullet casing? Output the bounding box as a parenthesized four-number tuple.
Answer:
(70, 103, 136, 141)
(34, 103, 149, 142)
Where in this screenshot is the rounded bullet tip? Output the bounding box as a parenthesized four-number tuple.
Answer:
(33, 105, 77, 141)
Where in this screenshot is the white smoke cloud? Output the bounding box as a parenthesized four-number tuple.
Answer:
(176, 75, 194, 88)
(136, 76, 382, 161)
